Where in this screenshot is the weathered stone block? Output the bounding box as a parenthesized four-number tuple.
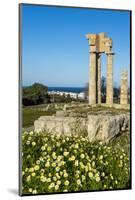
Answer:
(87, 113, 130, 142)
(56, 110, 66, 117)
(34, 112, 130, 143)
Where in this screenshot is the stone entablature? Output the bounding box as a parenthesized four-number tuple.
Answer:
(86, 32, 112, 53)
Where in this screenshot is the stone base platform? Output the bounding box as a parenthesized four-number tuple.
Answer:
(34, 110, 130, 143)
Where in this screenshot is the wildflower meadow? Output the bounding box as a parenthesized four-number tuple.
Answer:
(22, 131, 130, 195)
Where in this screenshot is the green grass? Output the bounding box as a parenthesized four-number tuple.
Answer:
(72, 105, 129, 114)
(22, 104, 130, 128)
(110, 131, 130, 156)
(23, 106, 55, 128)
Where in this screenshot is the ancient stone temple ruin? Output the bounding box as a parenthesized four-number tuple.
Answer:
(34, 32, 130, 142)
(86, 32, 128, 106)
(86, 32, 114, 105)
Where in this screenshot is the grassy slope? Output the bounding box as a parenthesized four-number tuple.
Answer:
(23, 104, 129, 128)
(23, 106, 55, 128)
(23, 105, 130, 148)
(110, 131, 130, 156)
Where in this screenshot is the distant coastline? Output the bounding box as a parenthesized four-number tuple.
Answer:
(22, 85, 85, 94)
(48, 87, 85, 94)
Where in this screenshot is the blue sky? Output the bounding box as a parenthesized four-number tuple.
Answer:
(22, 4, 130, 87)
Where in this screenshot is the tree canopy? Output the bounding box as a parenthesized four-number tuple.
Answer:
(23, 83, 50, 106)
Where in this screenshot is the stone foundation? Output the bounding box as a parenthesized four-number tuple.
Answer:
(34, 111, 130, 143)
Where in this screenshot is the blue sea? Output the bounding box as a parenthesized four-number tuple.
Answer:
(48, 87, 85, 94)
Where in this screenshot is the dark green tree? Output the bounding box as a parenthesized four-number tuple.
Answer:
(23, 83, 50, 106)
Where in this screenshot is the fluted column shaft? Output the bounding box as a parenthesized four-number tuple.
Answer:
(97, 54, 101, 104)
(120, 71, 128, 105)
(89, 51, 97, 105)
(106, 53, 114, 105)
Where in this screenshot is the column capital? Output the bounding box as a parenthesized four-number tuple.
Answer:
(90, 51, 104, 54)
(106, 52, 115, 55)
(90, 51, 97, 54)
(97, 52, 102, 56)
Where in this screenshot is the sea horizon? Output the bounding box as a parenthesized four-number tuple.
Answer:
(22, 85, 85, 93)
(48, 86, 85, 94)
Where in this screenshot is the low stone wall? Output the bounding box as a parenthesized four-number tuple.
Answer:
(34, 111, 130, 143)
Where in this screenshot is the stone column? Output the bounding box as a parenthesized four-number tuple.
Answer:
(106, 52, 114, 105)
(120, 70, 128, 105)
(97, 54, 101, 104)
(89, 51, 97, 105)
